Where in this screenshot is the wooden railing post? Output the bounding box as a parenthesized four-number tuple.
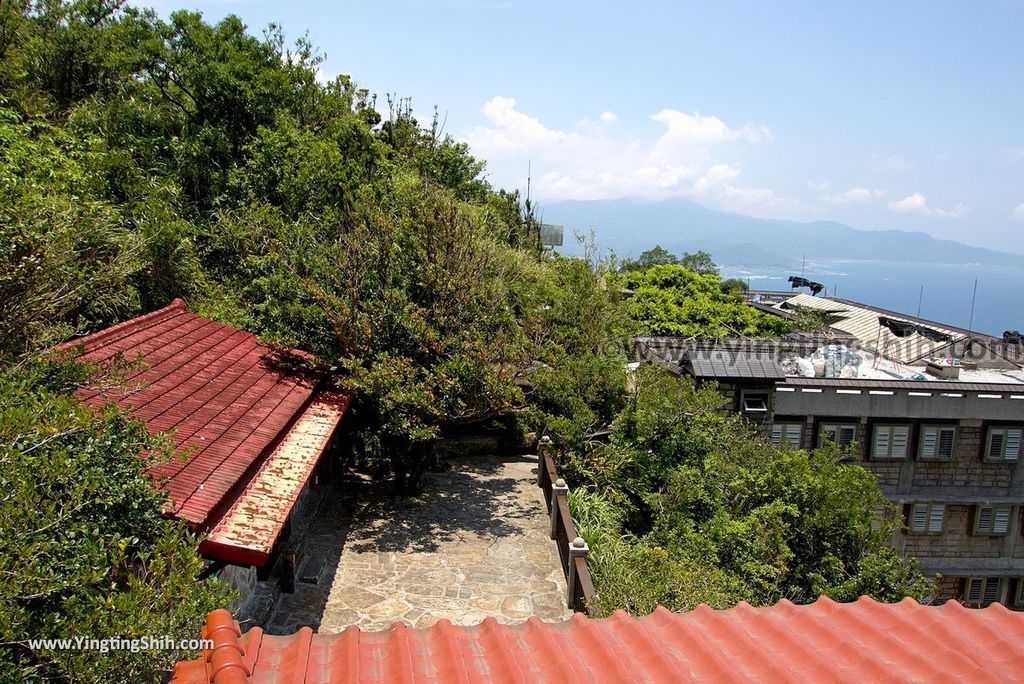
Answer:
(550, 478, 568, 540)
(538, 435, 551, 472)
(567, 537, 589, 608)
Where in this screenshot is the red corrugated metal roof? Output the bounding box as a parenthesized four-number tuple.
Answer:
(200, 393, 350, 566)
(172, 597, 1024, 683)
(56, 300, 334, 532)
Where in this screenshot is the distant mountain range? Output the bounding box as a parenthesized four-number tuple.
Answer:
(539, 197, 1024, 268)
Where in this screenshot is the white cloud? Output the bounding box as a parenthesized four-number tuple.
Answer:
(1012, 203, 1024, 221)
(823, 187, 884, 204)
(461, 96, 788, 213)
(649, 109, 771, 145)
(806, 180, 831, 192)
(869, 153, 914, 172)
(887, 193, 968, 218)
(1004, 145, 1024, 162)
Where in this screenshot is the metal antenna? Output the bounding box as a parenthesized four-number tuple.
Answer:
(963, 277, 978, 359)
(526, 160, 531, 204)
(916, 285, 924, 322)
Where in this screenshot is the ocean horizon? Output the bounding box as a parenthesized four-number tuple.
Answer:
(721, 259, 1022, 337)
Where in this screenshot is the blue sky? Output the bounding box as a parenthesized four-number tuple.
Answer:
(141, 1, 1024, 252)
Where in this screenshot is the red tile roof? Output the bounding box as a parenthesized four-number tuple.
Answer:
(172, 597, 1024, 683)
(56, 299, 338, 533)
(200, 393, 350, 566)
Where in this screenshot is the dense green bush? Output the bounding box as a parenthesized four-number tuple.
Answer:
(0, 360, 231, 682)
(617, 264, 792, 338)
(563, 366, 931, 616)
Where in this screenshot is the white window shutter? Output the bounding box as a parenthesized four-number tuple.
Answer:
(891, 426, 909, 459)
(966, 578, 982, 603)
(839, 427, 855, 446)
(983, 579, 1000, 605)
(1005, 430, 1021, 462)
(977, 507, 993, 533)
(920, 427, 937, 458)
(938, 428, 955, 458)
(994, 507, 1010, 534)
(870, 504, 884, 532)
(786, 424, 802, 446)
(874, 427, 890, 458)
(989, 431, 1005, 459)
(927, 505, 944, 533)
(911, 504, 928, 533)
(771, 425, 782, 446)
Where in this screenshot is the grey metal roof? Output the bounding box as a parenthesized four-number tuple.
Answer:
(779, 377, 1024, 393)
(687, 349, 787, 380)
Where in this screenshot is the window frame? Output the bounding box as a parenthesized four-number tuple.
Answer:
(984, 426, 1022, 463)
(770, 422, 803, 448)
(973, 504, 1012, 536)
(1017, 579, 1024, 608)
(871, 423, 912, 460)
(964, 576, 1002, 607)
(740, 389, 771, 415)
(907, 502, 945, 534)
(918, 424, 957, 461)
(818, 423, 858, 449)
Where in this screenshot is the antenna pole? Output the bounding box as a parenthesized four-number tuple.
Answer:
(916, 285, 923, 322)
(964, 277, 978, 359)
(526, 160, 531, 204)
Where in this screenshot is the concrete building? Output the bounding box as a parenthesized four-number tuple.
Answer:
(635, 292, 1024, 608)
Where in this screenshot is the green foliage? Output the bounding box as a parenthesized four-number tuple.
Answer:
(0, 1, 628, 498)
(617, 264, 791, 338)
(561, 366, 931, 616)
(678, 250, 718, 275)
(0, 360, 231, 683)
(618, 245, 679, 272)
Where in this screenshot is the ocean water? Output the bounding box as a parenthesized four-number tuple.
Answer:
(721, 260, 1023, 337)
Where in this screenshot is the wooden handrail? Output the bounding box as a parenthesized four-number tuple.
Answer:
(537, 444, 597, 613)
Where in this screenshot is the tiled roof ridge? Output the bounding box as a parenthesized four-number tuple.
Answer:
(53, 298, 189, 354)
(201, 609, 251, 684)
(177, 596, 1019, 683)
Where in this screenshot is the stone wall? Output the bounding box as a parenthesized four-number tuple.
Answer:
(220, 564, 259, 615)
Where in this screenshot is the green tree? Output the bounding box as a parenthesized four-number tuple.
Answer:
(619, 245, 679, 272)
(564, 366, 931, 616)
(678, 250, 718, 275)
(617, 264, 791, 338)
(0, 359, 231, 683)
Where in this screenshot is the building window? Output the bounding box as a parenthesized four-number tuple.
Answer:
(818, 423, 857, 449)
(1017, 579, 1024, 608)
(985, 427, 1022, 462)
(770, 423, 802, 448)
(908, 503, 944, 534)
(974, 505, 1011, 535)
(964, 577, 1002, 607)
(870, 503, 886, 532)
(918, 425, 956, 460)
(740, 390, 770, 414)
(872, 424, 910, 460)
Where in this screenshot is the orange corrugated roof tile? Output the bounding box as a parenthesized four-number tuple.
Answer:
(172, 597, 1024, 683)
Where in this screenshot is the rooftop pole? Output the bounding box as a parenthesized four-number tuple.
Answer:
(963, 277, 978, 360)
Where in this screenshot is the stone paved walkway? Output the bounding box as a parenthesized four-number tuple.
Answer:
(264, 454, 572, 633)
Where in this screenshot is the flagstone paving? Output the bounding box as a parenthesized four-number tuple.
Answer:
(264, 454, 572, 633)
